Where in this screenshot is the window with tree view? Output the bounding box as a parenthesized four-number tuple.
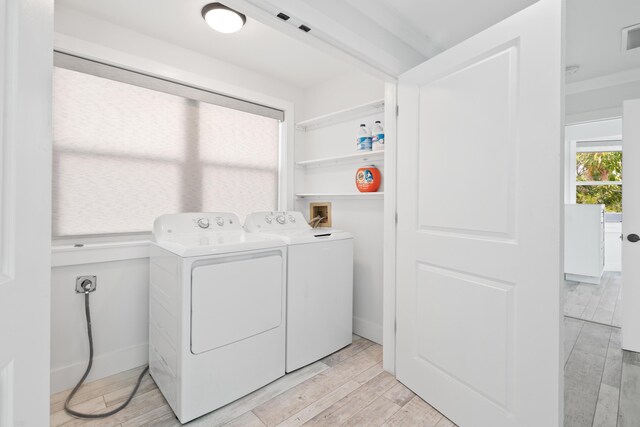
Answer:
(576, 151, 622, 212)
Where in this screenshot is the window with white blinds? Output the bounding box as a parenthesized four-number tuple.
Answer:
(52, 55, 282, 237)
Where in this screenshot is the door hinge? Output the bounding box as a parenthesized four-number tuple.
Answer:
(394, 319, 397, 333)
(395, 212, 398, 225)
(396, 105, 399, 117)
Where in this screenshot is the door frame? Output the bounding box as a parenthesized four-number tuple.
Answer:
(382, 82, 398, 373)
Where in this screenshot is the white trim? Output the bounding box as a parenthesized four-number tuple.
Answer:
(576, 181, 622, 186)
(565, 273, 602, 285)
(0, 0, 17, 286)
(51, 240, 150, 267)
(50, 343, 148, 394)
(566, 108, 623, 125)
(382, 82, 397, 374)
(352, 316, 382, 345)
(566, 67, 640, 95)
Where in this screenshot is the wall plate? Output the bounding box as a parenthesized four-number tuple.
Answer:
(75, 275, 97, 293)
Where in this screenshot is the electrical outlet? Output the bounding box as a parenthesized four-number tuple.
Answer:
(76, 275, 97, 293)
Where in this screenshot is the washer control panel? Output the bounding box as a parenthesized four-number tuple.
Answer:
(244, 211, 309, 232)
(192, 214, 236, 229)
(153, 212, 241, 241)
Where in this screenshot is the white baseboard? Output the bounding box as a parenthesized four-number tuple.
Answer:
(353, 316, 382, 345)
(565, 273, 602, 285)
(50, 343, 148, 394)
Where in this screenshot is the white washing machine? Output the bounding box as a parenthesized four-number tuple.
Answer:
(244, 211, 353, 372)
(149, 212, 286, 423)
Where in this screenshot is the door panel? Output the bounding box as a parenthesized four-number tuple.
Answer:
(0, 0, 53, 425)
(418, 47, 516, 238)
(396, 1, 563, 426)
(622, 99, 640, 351)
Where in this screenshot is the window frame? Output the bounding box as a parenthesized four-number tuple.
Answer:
(51, 50, 295, 256)
(573, 140, 623, 220)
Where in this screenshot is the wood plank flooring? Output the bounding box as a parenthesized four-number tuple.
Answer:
(51, 310, 640, 426)
(564, 316, 640, 427)
(565, 272, 622, 327)
(51, 336, 456, 427)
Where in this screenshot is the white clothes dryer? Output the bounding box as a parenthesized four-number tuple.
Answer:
(149, 212, 286, 423)
(244, 211, 353, 373)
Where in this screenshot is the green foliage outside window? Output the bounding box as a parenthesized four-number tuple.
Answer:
(576, 151, 622, 212)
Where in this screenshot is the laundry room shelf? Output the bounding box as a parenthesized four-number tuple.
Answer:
(295, 99, 384, 132)
(295, 192, 384, 199)
(296, 150, 384, 168)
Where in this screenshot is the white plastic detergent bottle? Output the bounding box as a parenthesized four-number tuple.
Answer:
(357, 124, 372, 151)
(372, 121, 384, 151)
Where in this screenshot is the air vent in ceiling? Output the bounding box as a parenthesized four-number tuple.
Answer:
(622, 23, 640, 51)
(277, 12, 290, 21)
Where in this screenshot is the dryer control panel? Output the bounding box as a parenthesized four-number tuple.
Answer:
(153, 212, 241, 242)
(244, 211, 309, 232)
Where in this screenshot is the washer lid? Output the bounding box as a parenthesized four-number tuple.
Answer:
(247, 228, 352, 245)
(152, 212, 284, 257)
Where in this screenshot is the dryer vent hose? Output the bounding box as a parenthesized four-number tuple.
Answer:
(64, 292, 149, 419)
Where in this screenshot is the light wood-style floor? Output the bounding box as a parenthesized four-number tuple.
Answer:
(51, 336, 456, 427)
(564, 272, 640, 427)
(564, 272, 622, 327)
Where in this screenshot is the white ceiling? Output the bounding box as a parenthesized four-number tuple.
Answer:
(56, 0, 634, 90)
(241, 0, 539, 77)
(362, 0, 538, 52)
(566, 0, 640, 83)
(56, 0, 546, 87)
(55, 0, 354, 89)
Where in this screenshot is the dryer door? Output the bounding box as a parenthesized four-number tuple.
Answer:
(191, 252, 284, 354)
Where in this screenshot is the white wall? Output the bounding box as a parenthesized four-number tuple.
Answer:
(295, 71, 386, 343)
(566, 79, 640, 124)
(298, 71, 385, 122)
(51, 258, 149, 393)
(51, 6, 305, 394)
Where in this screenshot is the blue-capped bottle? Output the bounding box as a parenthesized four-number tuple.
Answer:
(356, 124, 372, 151)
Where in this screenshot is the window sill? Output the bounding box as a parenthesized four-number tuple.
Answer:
(51, 238, 151, 267)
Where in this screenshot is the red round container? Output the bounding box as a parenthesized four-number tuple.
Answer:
(355, 166, 381, 192)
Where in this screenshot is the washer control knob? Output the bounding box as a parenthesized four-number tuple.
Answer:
(197, 218, 210, 229)
(276, 215, 286, 224)
(288, 215, 296, 223)
(264, 216, 272, 224)
(216, 218, 225, 227)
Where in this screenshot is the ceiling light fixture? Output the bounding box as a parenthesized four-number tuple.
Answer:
(202, 3, 246, 34)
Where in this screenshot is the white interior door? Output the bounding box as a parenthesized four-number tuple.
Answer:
(0, 0, 53, 425)
(395, 1, 563, 426)
(622, 98, 640, 352)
